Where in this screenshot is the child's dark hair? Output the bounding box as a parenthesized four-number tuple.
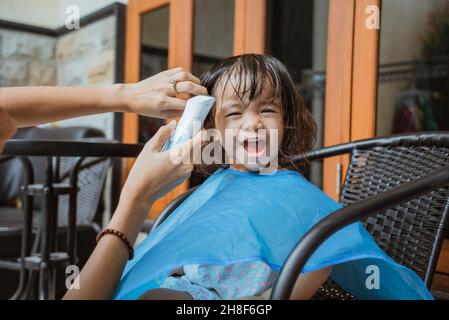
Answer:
(198, 53, 317, 176)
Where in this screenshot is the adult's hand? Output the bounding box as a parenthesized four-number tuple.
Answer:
(123, 67, 208, 119)
(109, 119, 204, 247)
(64, 121, 205, 300)
(120, 119, 202, 209)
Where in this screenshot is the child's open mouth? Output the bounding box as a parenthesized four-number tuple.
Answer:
(243, 137, 266, 157)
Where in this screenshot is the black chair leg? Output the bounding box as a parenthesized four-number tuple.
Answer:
(38, 156, 53, 300)
(10, 157, 34, 300)
(67, 158, 82, 266)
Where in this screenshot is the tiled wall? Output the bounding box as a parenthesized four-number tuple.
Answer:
(56, 16, 116, 86)
(0, 13, 120, 222)
(54, 15, 117, 139)
(0, 29, 57, 86)
(0, 15, 117, 139)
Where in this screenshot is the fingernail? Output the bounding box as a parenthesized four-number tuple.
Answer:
(168, 120, 177, 127)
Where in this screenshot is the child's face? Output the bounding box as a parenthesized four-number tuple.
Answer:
(213, 77, 284, 172)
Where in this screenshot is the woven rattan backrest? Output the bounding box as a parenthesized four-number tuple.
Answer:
(340, 141, 449, 285)
(56, 157, 110, 226)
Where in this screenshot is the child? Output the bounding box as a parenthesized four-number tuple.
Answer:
(114, 54, 432, 300)
(156, 54, 329, 300)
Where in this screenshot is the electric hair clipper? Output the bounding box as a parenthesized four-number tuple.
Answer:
(154, 95, 215, 199)
(162, 95, 215, 151)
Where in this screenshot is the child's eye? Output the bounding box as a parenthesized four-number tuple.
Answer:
(261, 108, 277, 113)
(226, 112, 242, 117)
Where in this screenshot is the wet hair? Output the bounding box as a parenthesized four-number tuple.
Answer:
(197, 53, 317, 176)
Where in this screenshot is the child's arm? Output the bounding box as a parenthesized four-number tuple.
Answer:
(289, 266, 333, 300)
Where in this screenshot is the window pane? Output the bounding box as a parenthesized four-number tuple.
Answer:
(190, 0, 234, 187)
(192, 0, 234, 76)
(139, 5, 169, 143)
(266, 0, 329, 188)
(377, 0, 449, 136)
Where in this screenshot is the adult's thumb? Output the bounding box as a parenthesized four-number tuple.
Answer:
(149, 120, 177, 151)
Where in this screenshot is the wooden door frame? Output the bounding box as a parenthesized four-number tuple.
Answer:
(124, 0, 448, 284)
(233, 0, 266, 55)
(123, 0, 194, 217)
(123, 0, 265, 217)
(123, 0, 449, 279)
(234, 0, 381, 199)
(124, 0, 266, 148)
(324, 0, 449, 279)
(123, 0, 382, 204)
(123, 0, 266, 148)
(351, 0, 381, 141)
(123, 0, 169, 149)
(323, 0, 380, 199)
(123, 0, 193, 148)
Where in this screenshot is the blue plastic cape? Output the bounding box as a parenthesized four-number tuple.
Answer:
(115, 167, 433, 300)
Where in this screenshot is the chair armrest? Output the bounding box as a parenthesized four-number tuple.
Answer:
(270, 164, 449, 300)
(284, 132, 449, 165)
(3, 139, 142, 158)
(140, 220, 154, 234)
(0, 155, 15, 164)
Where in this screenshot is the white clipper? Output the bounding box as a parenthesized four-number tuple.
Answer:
(163, 95, 215, 150)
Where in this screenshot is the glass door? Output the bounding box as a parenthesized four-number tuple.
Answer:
(375, 0, 449, 292)
(192, 0, 235, 76)
(377, 0, 449, 136)
(265, 0, 329, 189)
(123, 0, 265, 217)
(350, 0, 449, 297)
(123, 0, 194, 218)
(189, 0, 235, 186)
(139, 5, 170, 143)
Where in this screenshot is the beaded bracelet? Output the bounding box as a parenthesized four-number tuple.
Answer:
(96, 228, 134, 260)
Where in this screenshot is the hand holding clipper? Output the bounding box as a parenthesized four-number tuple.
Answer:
(156, 95, 215, 197)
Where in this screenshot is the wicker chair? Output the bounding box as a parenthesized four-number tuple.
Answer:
(149, 132, 449, 300)
(0, 127, 111, 299)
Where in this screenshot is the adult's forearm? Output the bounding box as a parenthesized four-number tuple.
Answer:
(0, 68, 208, 128)
(61, 121, 198, 300)
(63, 198, 151, 300)
(0, 85, 127, 127)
